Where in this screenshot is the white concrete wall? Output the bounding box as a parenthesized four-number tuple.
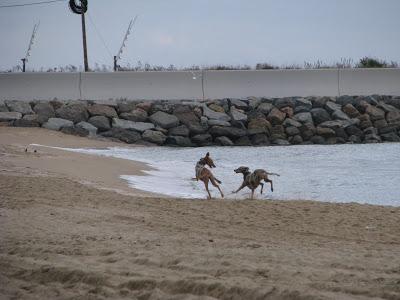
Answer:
(0, 69, 399, 101)
(0, 72, 80, 101)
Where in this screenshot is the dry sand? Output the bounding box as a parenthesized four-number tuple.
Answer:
(0, 127, 399, 300)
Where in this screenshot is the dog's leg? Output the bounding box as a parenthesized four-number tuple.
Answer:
(210, 177, 224, 198)
(251, 189, 255, 200)
(232, 183, 246, 194)
(264, 178, 273, 192)
(260, 183, 264, 194)
(203, 178, 212, 199)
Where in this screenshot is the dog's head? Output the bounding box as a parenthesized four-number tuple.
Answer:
(200, 152, 216, 168)
(234, 166, 249, 174)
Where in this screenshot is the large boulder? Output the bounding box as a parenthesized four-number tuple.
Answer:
(257, 102, 274, 115)
(294, 98, 312, 113)
(202, 105, 231, 122)
(120, 108, 148, 122)
(112, 118, 154, 132)
(229, 107, 247, 122)
(342, 104, 360, 118)
(374, 119, 388, 129)
(56, 103, 88, 123)
(312, 97, 331, 108)
(346, 125, 364, 137)
(173, 106, 200, 126)
(168, 125, 189, 137)
(280, 106, 294, 118)
(61, 126, 89, 137)
(101, 128, 141, 144)
(88, 116, 110, 132)
(208, 119, 231, 127)
(365, 105, 385, 121)
(192, 133, 213, 146)
(188, 123, 208, 135)
(266, 108, 286, 125)
(325, 101, 341, 114)
(76, 121, 97, 136)
(208, 103, 225, 113)
(42, 118, 73, 131)
(381, 132, 400, 142)
(274, 98, 295, 109)
(316, 127, 336, 138)
(332, 110, 350, 121)
(293, 112, 313, 125)
(5, 100, 33, 115)
(142, 130, 167, 145)
(87, 104, 117, 118)
(386, 111, 400, 124)
(209, 126, 247, 138)
(117, 101, 137, 114)
(165, 136, 194, 147)
(235, 136, 252, 146)
(135, 102, 152, 113)
(149, 111, 179, 129)
(285, 126, 300, 136)
(229, 98, 248, 110)
(283, 118, 302, 128)
(13, 114, 40, 127)
(33, 102, 55, 124)
(251, 134, 270, 145)
(0, 112, 22, 122)
(215, 136, 234, 146)
(311, 108, 331, 125)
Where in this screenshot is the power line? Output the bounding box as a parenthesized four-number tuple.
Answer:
(87, 12, 113, 59)
(0, 0, 66, 8)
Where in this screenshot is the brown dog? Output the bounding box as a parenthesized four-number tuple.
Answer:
(233, 166, 280, 199)
(195, 152, 224, 199)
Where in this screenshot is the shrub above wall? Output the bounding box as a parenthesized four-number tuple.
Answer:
(0, 95, 399, 146)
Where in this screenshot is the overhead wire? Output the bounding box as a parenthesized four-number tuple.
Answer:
(0, 0, 66, 8)
(87, 11, 114, 59)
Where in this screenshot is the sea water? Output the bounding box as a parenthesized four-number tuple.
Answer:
(43, 143, 400, 206)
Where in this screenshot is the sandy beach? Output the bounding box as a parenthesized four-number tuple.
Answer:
(1, 127, 400, 300)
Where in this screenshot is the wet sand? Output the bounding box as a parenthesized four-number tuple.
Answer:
(1, 127, 399, 299)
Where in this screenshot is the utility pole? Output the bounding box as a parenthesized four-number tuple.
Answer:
(69, 0, 89, 71)
(81, 5, 89, 72)
(21, 59, 26, 72)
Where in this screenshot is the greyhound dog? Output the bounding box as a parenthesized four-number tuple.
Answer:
(232, 166, 280, 199)
(195, 152, 224, 199)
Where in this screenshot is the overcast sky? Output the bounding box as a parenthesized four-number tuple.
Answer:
(1, 0, 399, 70)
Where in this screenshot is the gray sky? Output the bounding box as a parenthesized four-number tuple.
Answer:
(1, 0, 399, 70)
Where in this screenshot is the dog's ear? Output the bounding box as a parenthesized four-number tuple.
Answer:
(206, 152, 210, 157)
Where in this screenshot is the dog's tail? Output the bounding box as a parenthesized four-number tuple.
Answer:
(267, 172, 280, 177)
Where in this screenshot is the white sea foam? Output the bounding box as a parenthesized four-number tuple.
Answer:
(33, 143, 400, 206)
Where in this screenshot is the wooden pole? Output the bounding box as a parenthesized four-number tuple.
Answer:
(81, 2, 89, 72)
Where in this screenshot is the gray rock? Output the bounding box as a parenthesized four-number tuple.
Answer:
(165, 136, 194, 147)
(13, 114, 40, 127)
(374, 119, 388, 129)
(247, 97, 261, 110)
(312, 97, 331, 108)
(365, 105, 385, 121)
(202, 105, 231, 122)
(88, 116, 110, 132)
(336, 95, 357, 106)
(381, 132, 400, 142)
(342, 104, 360, 118)
(209, 126, 247, 139)
(229, 107, 247, 122)
(33, 102, 55, 124)
(5, 100, 33, 115)
(386, 111, 400, 124)
(87, 104, 118, 118)
(142, 130, 167, 145)
(120, 109, 148, 122)
(316, 127, 336, 138)
(283, 118, 302, 128)
(168, 125, 189, 137)
(173, 106, 200, 126)
(192, 133, 213, 146)
(332, 110, 350, 121)
(215, 136, 234, 146)
(149, 111, 180, 129)
(61, 126, 89, 137)
(285, 126, 300, 136)
(346, 126, 364, 137)
(251, 134, 270, 145)
(319, 120, 347, 129)
(207, 119, 231, 127)
(112, 118, 155, 132)
(364, 133, 381, 143)
(117, 101, 137, 114)
(0, 112, 22, 122)
(311, 108, 331, 125)
(0, 100, 9, 112)
(56, 103, 88, 123)
(364, 127, 378, 135)
(267, 108, 286, 125)
(310, 135, 326, 144)
(294, 98, 312, 112)
(76, 121, 97, 136)
(229, 98, 248, 110)
(188, 123, 208, 135)
(348, 135, 362, 143)
(257, 102, 274, 115)
(293, 112, 313, 125)
(272, 138, 290, 146)
(290, 135, 303, 145)
(42, 118, 73, 131)
(235, 136, 252, 146)
(274, 98, 295, 109)
(299, 123, 316, 141)
(325, 101, 341, 114)
(101, 128, 141, 144)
